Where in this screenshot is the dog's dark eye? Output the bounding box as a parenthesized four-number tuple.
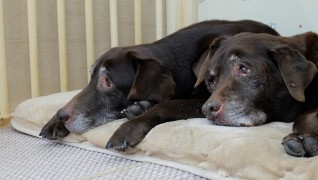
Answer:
(239, 65, 250, 75)
(206, 73, 217, 85)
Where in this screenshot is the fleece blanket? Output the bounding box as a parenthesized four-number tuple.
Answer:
(11, 91, 318, 179)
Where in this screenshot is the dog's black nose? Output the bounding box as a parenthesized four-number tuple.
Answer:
(57, 109, 70, 122)
(202, 100, 222, 119)
(205, 100, 221, 112)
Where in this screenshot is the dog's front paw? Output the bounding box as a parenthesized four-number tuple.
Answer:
(106, 120, 150, 151)
(282, 132, 318, 157)
(39, 114, 70, 140)
(123, 101, 152, 119)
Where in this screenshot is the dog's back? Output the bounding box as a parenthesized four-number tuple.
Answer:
(143, 20, 280, 99)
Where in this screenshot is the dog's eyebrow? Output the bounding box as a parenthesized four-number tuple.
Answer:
(98, 66, 108, 75)
(228, 54, 241, 62)
(230, 49, 245, 57)
(91, 55, 110, 75)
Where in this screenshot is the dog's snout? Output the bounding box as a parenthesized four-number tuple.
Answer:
(57, 109, 70, 122)
(203, 100, 222, 112)
(202, 100, 222, 119)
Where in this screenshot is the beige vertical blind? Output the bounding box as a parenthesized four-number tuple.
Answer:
(182, 0, 198, 27)
(0, 0, 9, 116)
(155, 0, 163, 40)
(85, 0, 95, 81)
(134, 0, 142, 45)
(109, 0, 118, 47)
(57, 0, 68, 92)
(166, 0, 198, 35)
(27, 0, 40, 98)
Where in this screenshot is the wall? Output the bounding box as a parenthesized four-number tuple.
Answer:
(198, 0, 318, 36)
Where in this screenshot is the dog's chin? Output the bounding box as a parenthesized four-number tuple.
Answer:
(207, 110, 267, 127)
(64, 112, 123, 134)
(209, 118, 258, 127)
(64, 115, 92, 134)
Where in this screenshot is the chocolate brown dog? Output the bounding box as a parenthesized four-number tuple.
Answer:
(39, 20, 278, 150)
(199, 32, 318, 157)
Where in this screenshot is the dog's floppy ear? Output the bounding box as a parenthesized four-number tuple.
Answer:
(126, 51, 176, 103)
(194, 36, 225, 88)
(269, 45, 317, 102)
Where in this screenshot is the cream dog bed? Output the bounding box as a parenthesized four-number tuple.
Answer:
(11, 90, 318, 179)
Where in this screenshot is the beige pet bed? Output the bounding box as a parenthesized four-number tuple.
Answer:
(11, 90, 318, 179)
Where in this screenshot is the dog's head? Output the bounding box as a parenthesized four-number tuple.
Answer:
(50, 47, 175, 134)
(197, 32, 318, 126)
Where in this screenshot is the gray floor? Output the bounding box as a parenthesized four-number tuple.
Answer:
(0, 127, 206, 180)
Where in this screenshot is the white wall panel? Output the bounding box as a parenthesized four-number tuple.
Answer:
(198, 0, 318, 36)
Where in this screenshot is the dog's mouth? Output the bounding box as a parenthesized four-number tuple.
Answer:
(204, 103, 267, 127)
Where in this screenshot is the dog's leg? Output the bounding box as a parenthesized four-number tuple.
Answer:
(121, 100, 153, 119)
(106, 99, 206, 151)
(39, 114, 70, 140)
(282, 108, 318, 157)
